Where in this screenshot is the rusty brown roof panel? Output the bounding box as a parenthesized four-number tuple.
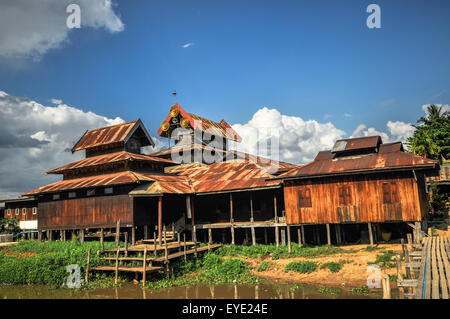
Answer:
(46, 151, 175, 174)
(157, 103, 242, 142)
(378, 142, 404, 153)
(332, 136, 381, 153)
(278, 146, 438, 179)
(72, 120, 154, 152)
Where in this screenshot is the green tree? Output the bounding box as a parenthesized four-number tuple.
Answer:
(407, 104, 450, 160)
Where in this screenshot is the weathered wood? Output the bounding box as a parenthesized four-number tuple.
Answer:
(85, 248, 91, 284)
(193, 225, 198, 257)
(158, 196, 163, 241)
(368, 222, 374, 246)
(80, 229, 84, 243)
(114, 247, 120, 284)
(208, 228, 212, 244)
(382, 274, 391, 299)
(142, 247, 147, 287)
(131, 226, 136, 246)
(287, 225, 292, 253)
(144, 225, 148, 240)
(153, 232, 157, 256)
(297, 227, 302, 246)
(164, 226, 168, 261)
(230, 220, 235, 245)
(326, 223, 331, 246)
(115, 219, 120, 248)
(183, 233, 187, 262)
(124, 232, 128, 257)
(264, 228, 268, 244)
(301, 225, 305, 245)
(100, 228, 104, 252)
(281, 228, 285, 246)
(396, 253, 404, 298)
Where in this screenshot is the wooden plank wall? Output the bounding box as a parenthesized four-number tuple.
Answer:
(38, 194, 133, 230)
(4, 202, 38, 221)
(284, 171, 427, 225)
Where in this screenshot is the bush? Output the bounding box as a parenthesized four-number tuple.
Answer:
(256, 261, 274, 272)
(0, 218, 20, 235)
(284, 261, 318, 274)
(320, 261, 344, 273)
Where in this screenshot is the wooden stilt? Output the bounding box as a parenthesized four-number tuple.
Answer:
(335, 224, 340, 245)
(382, 274, 391, 299)
(80, 229, 85, 243)
(37, 230, 42, 242)
(396, 254, 404, 299)
(164, 226, 168, 260)
(115, 219, 120, 248)
(281, 228, 286, 246)
(297, 227, 302, 247)
(208, 228, 212, 244)
(131, 226, 136, 246)
(251, 218, 256, 246)
(250, 195, 256, 246)
(114, 247, 120, 284)
(275, 221, 279, 247)
(98, 228, 103, 252)
(245, 228, 249, 245)
(326, 223, 331, 246)
(231, 221, 235, 245)
(183, 233, 187, 262)
(301, 225, 305, 246)
(144, 225, 148, 240)
(49, 230, 53, 241)
(142, 247, 147, 287)
(193, 225, 198, 257)
(124, 232, 128, 257)
(368, 222, 374, 246)
(85, 248, 91, 284)
(264, 228, 268, 245)
(287, 225, 292, 253)
(153, 232, 157, 256)
(222, 230, 226, 244)
(178, 232, 181, 252)
(158, 196, 163, 244)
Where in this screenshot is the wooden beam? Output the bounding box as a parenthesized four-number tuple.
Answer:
(326, 224, 331, 246)
(158, 196, 162, 240)
(368, 222, 374, 246)
(287, 225, 291, 253)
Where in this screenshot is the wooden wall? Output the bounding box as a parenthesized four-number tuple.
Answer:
(4, 201, 38, 221)
(284, 171, 429, 225)
(38, 194, 133, 230)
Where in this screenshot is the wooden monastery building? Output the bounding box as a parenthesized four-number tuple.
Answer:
(2, 103, 440, 246)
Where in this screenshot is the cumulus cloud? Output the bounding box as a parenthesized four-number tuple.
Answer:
(422, 103, 450, 114)
(0, 90, 163, 199)
(230, 107, 346, 164)
(0, 0, 124, 59)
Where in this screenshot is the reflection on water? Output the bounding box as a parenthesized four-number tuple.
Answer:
(0, 282, 390, 299)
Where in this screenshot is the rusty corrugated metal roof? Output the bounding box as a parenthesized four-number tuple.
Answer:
(156, 103, 242, 142)
(72, 119, 154, 152)
(46, 151, 175, 174)
(277, 141, 438, 180)
(332, 136, 382, 153)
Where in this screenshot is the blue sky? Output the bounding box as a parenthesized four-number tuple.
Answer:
(1, 0, 449, 135)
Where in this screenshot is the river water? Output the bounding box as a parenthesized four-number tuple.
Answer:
(0, 281, 393, 299)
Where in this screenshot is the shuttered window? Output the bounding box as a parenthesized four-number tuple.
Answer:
(22, 208, 26, 215)
(32, 207, 37, 215)
(382, 182, 400, 204)
(298, 188, 312, 207)
(7, 209, 11, 216)
(338, 185, 352, 206)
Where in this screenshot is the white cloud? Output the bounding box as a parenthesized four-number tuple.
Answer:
(0, 90, 163, 199)
(182, 43, 194, 48)
(0, 0, 124, 59)
(344, 113, 352, 118)
(51, 99, 63, 105)
(230, 107, 346, 164)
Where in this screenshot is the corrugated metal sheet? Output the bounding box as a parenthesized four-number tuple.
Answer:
(157, 103, 242, 142)
(71, 120, 155, 152)
(332, 136, 381, 153)
(279, 142, 438, 179)
(46, 151, 175, 174)
(150, 144, 228, 157)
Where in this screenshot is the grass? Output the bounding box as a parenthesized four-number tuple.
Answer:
(370, 250, 397, 269)
(0, 239, 119, 288)
(216, 243, 347, 260)
(364, 245, 386, 252)
(318, 286, 342, 294)
(284, 261, 318, 274)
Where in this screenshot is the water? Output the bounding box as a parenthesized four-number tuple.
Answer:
(0, 281, 389, 299)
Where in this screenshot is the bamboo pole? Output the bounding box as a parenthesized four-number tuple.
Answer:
(287, 225, 292, 253)
(100, 228, 104, 252)
(124, 232, 128, 257)
(142, 246, 147, 287)
(85, 248, 91, 284)
(231, 220, 235, 245)
(115, 219, 120, 248)
(114, 246, 120, 284)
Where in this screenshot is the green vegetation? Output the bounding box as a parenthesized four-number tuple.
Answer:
(256, 260, 274, 272)
(284, 261, 318, 274)
(364, 245, 385, 252)
(320, 261, 345, 273)
(318, 286, 342, 294)
(216, 243, 347, 260)
(0, 240, 118, 287)
(350, 286, 371, 294)
(367, 250, 396, 269)
(0, 218, 20, 235)
(388, 274, 398, 282)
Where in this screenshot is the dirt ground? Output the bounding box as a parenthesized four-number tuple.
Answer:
(245, 244, 402, 288)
